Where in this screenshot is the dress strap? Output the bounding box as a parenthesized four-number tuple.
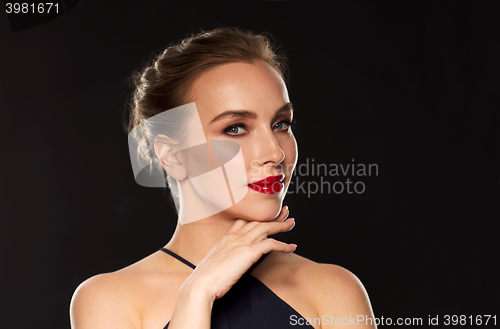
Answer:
(159, 247, 196, 269)
(160, 247, 271, 272)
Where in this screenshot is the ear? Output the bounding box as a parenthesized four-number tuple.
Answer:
(154, 134, 187, 181)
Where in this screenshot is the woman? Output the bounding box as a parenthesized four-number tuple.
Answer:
(70, 27, 376, 329)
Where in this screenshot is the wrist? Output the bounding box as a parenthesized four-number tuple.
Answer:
(169, 278, 214, 329)
(179, 275, 216, 304)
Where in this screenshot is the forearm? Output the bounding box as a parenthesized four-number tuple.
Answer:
(167, 280, 214, 329)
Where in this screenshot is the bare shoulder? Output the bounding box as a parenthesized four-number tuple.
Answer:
(262, 252, 376, 328)
(70, 252, 188, 329)
(308, 263, 372, 307)
(302, 260, 376, 328)
(70, 271, 142, 329)
(273, 251, 370, 296)
(255, 250, 317, 281)
(261, 250, 347, 279)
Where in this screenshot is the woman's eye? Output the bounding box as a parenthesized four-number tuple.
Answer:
(224, 124, 246, 136)
(273, 121, 291, 131)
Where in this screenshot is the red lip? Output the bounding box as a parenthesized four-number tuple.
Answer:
(250, 175, 284, 185)
(248, 175, 284, 194)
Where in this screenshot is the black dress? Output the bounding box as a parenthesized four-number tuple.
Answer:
(160, 248, 314, 329)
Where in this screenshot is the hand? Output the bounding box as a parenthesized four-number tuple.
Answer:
(183, 206, 296, 301)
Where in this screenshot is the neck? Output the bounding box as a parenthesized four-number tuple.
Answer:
(164, 179, 237, 266)
(164, 212, 235, 266)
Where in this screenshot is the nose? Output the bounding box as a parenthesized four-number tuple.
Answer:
(254, 128, 285, 167)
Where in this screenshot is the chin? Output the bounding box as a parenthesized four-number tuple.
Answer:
(225, 192, 284, 222)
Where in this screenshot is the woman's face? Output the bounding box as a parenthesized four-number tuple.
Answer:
(186, 60, 297, 222)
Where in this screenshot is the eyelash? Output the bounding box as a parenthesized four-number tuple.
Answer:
(223, 120, 295, 137)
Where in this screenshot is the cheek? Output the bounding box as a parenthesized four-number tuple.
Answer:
(186, 140, 247, 212)
(223, 147, 248, 203)
(190, 169, 232, 206)
(238, 142, 259, 179)
(279, 134, 298, 171)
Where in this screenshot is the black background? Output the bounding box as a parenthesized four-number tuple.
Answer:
(1, 1, 499, 328)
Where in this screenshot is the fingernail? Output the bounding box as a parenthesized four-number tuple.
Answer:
(283, 205, 288, 211)
(289, 243, 297, 249)
(285, 217, 294, 223)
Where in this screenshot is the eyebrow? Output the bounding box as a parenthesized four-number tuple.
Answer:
(209, 102, 294, 124)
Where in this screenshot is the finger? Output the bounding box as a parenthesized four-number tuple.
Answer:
(272, 205, 289, 222)
(233, 220, 260, 236)
(280, 206, 290, 222)
(230, 206, 289, 236)
(254, 237, 297, 254)
(242, 218, 295, 242)
(226, 218, 251, 234)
